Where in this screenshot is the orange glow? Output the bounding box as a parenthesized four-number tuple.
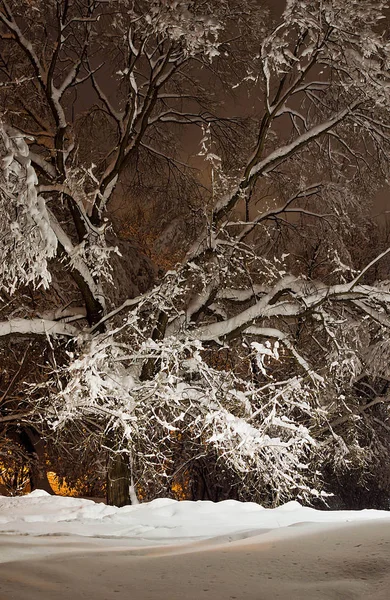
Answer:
(47, 472, 78, 497)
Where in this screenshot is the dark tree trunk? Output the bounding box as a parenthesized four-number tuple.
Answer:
(106, 451, 131, 507)
(19, 428, 54, 494)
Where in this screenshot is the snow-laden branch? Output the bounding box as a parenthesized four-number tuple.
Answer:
(0, 2, 46, 84)
(352, 300, 390, 329)
(245, 327, 324, 384)
(38, 306, 87, 323)
(48, 210, 105, 309)
(0, 2, 67, 130)
(347, 246, 390, 290)
(44, 333, 322, 504)
(0, 125, 58, 292)
(89, 287, 161, 333)
(217, 285, 268, 302)
(213, 101, 360, 222)
(88, 61, 124, 129)
(193, 276, 299, 341)
(316, 396, 390, 436)
(192, 273, 390, 342)
(0, 318, 78, 338)
(38, 183, 104, 236)
(29, 152, 56, 179)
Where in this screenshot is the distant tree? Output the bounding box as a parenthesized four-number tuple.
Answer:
(1, 0, 390, 507)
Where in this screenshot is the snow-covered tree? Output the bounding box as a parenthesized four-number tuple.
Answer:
(1, 0, 390, 506)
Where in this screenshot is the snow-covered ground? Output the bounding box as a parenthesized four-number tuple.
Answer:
(0, 489, 389, 544)
(0, 491, 389, 599)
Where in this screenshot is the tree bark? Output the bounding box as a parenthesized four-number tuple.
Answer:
(106, 450, 131, 507)
(19, 428, 55, 494)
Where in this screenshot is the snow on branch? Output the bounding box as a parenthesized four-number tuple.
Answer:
(347, 246, 390, 291)
(0, 123, 57, 293)
(143, 1, 222, 60)
(43, 331, 323, 504)
(249, 103, 358, 182)
(0, 318, 78, 338)
(193, 275, 300, 341)
(246, 327, 324, 385)
(48, 210, 107, 307)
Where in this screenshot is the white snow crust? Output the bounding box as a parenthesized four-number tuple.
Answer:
(0, 491, 388, 546)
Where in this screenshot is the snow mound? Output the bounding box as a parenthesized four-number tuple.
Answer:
(0, 491, 389, 545)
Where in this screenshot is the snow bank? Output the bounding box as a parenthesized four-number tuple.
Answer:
(0, 491, 388, 544)
(0, 492, 389, 600)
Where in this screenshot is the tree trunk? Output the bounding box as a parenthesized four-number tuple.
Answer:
(19, 428, 54, 494)
(106, 451, 131, 507)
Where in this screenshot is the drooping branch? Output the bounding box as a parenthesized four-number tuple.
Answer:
(0, 318, 78, 338)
